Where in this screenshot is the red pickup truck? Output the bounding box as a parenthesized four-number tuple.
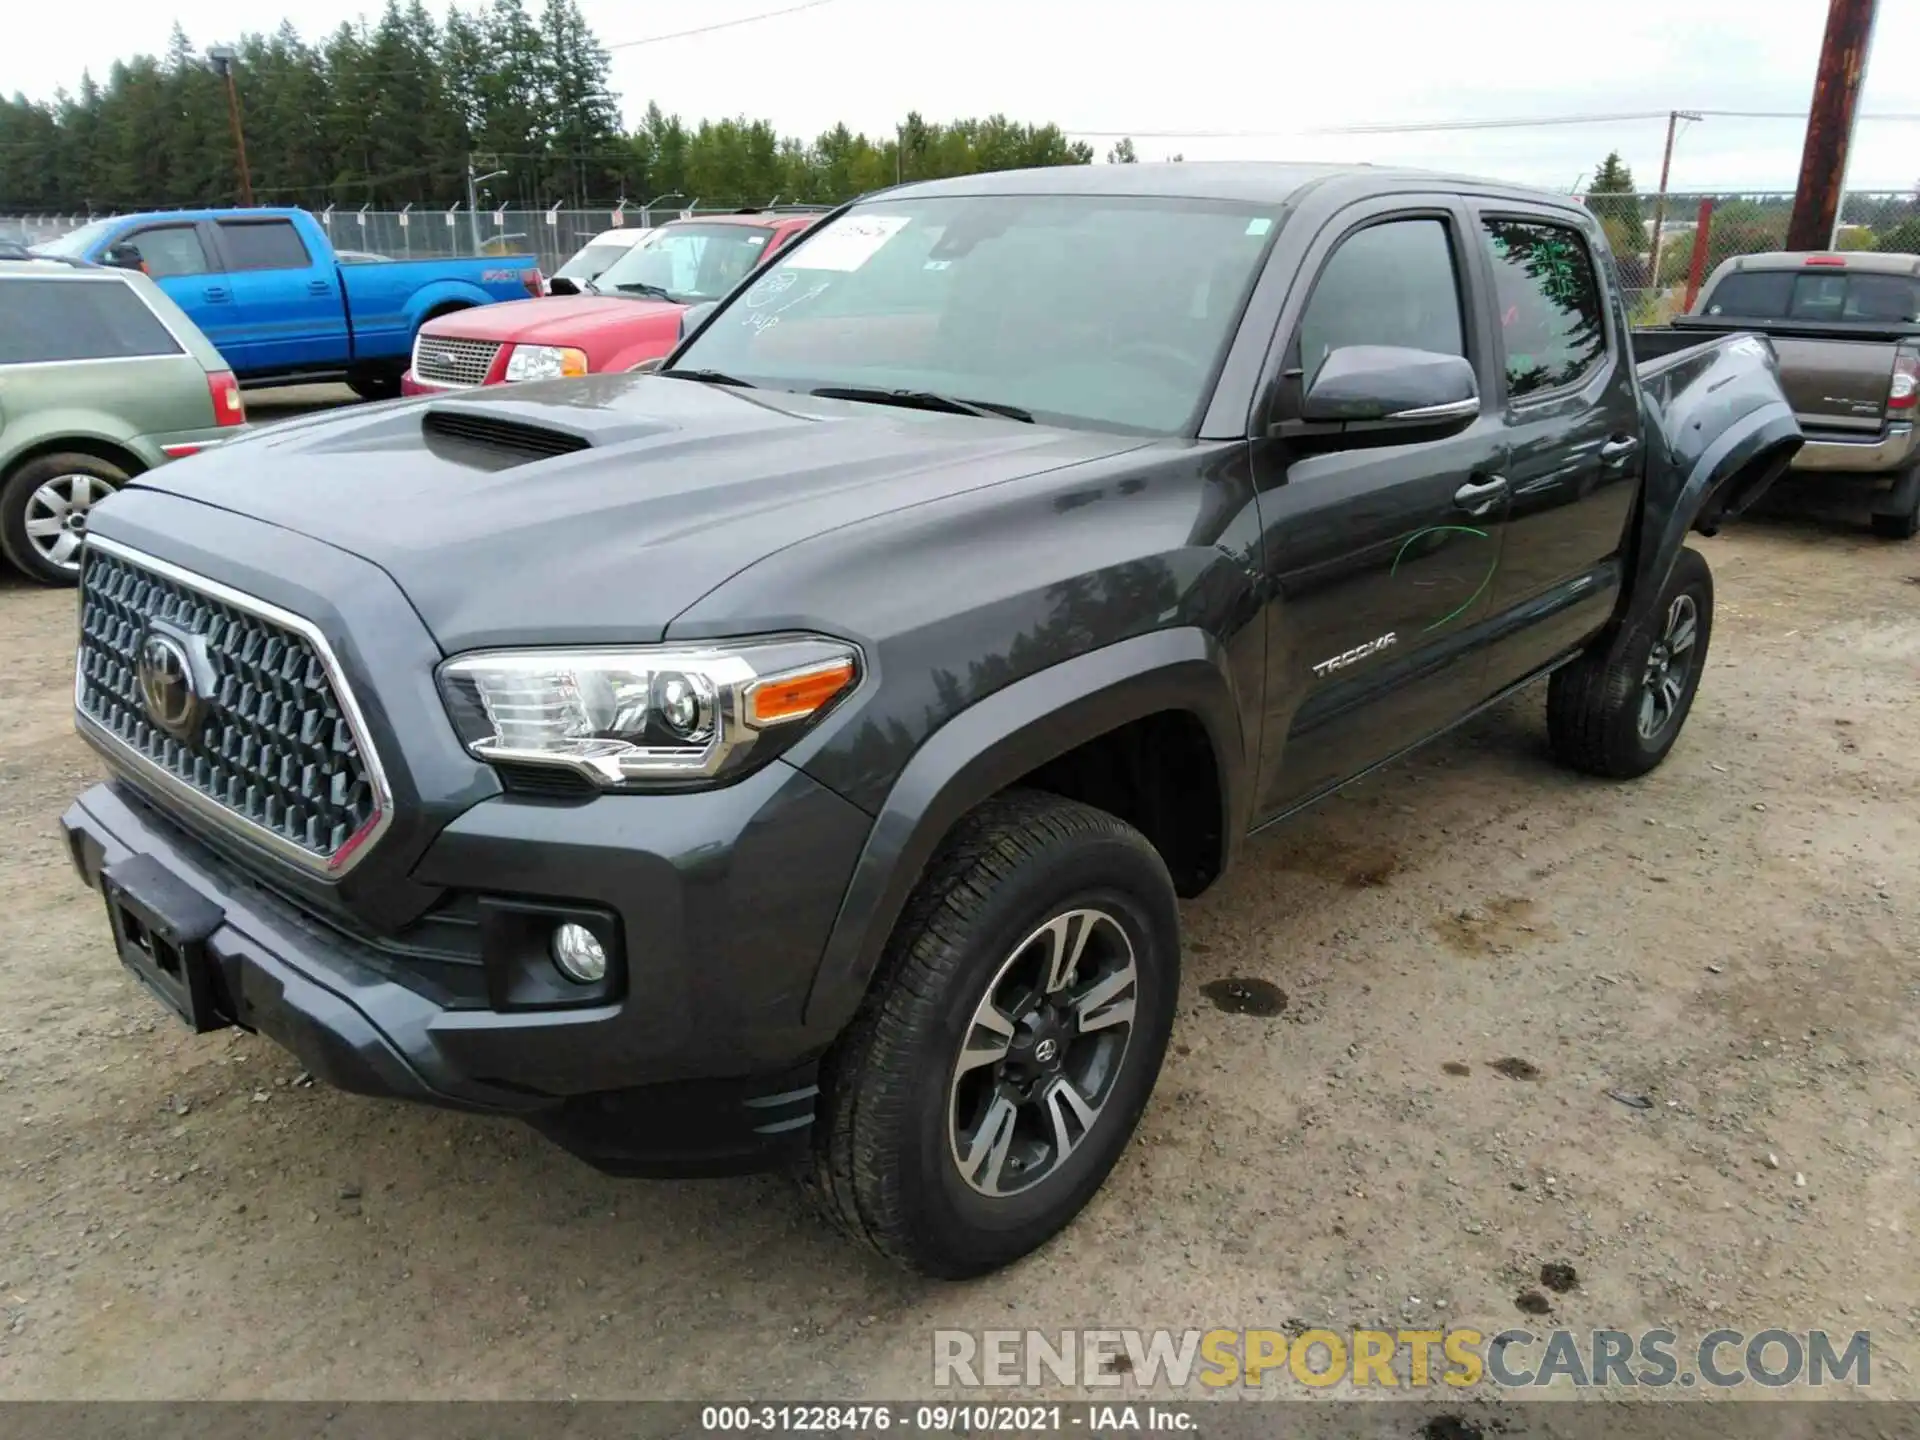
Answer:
(403, 211, 822, 393)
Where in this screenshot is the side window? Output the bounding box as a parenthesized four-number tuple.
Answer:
(218, 219, 312, 272)
(1296, 218, 1466, 386)
(1480, 218, 1608, 398)
(128, 225, 211, 279)
(0, 278, 184, 364)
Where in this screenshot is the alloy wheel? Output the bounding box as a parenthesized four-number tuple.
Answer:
(23, 473, 109, 573)
(1638, 592, 1699, 740)
(947, 907, 1138, 1198)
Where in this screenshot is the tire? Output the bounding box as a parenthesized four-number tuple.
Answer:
(1869, 465, 1920, 540)
(1547, 545, 1714, 780)
(803, 789, 1180, 1278)
(346, 368, 402, 402)
(0, 452, 129, 586)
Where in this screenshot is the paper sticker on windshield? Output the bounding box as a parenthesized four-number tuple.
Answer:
(787, 214, 910, 271)
(1246, 218, 1272, 236)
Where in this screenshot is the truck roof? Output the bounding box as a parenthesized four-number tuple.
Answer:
(880, 161, 1585, 211)
(1718, 250, 1920, 276)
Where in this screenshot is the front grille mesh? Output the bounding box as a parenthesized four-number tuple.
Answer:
(413, 335, 501, 387)
(78, 550, 379, 864)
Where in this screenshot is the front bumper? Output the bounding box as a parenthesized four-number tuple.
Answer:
(1789, 421, 1916, 475)
(61, 763, 871, 1176)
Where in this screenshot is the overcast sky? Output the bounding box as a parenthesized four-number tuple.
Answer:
(6, 0, 1919, 194)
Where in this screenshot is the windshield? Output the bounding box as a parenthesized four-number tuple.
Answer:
(557, 238, 647, 281)
(672, 194, 1278, 434)
(594, 222, 776, 302)
(31, 218, 118, 259)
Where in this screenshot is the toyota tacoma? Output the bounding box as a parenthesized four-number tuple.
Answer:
(60, 164, 1800, 1278)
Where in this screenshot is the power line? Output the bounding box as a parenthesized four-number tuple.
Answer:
(1063, 110, 1920, 139)
(604, 0, 839, 52)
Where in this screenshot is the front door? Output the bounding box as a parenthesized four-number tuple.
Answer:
(122, 222, 238, 360)
(1249, 203, 1512, 819)
(211, 216, 350, 376)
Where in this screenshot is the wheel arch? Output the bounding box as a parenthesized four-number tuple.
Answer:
(801, 627, 1249, 1034)
(2, 435, 147, 486)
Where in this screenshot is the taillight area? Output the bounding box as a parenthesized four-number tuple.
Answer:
(1889, 350, 1918, 412)
(520, 268, 545, 297)
(208, 370, 246, 427)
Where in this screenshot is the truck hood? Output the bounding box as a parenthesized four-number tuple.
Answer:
(123, 374, 1146, 653)
(422, 293, 683, 346)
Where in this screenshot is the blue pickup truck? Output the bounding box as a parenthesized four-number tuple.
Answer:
(33, 208, 541, 398)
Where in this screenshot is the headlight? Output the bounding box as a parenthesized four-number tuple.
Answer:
(503, 345, 589, 382)
(438, 636, 859, 787)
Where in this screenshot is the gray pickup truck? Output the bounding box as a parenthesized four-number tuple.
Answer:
(1635, 250, 1920, 539)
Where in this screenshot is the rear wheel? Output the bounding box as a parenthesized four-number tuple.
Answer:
(1547, 546, 1714, 779)
(346, 366, 402, 402)
(1869, 463, 1920, 540)
(803, 790, 1180, 1278)
(0, 452, 129, 586)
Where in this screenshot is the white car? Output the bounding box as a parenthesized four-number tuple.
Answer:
(551, 226, 656, 289)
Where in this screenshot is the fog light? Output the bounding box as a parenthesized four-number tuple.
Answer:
(550, 923, 608, 984)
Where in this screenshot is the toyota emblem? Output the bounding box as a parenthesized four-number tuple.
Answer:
(136, 631, 204, 740)
(1033, 1038, 1059, 1064)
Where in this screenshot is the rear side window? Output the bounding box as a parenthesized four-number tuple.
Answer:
(1705, 269, 1920, 323)
(1296, 218, 1467, 385)
(129, 225, 211, 278)
(1481, 218, 1609, 397)
(218, 219, 312, 272)
(0, 278, 184, 363)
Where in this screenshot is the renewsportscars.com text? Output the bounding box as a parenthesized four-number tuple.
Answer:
(933, 1327, 1872, 1391)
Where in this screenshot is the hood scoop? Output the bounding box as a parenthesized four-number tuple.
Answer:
(421, 406, 594, 469)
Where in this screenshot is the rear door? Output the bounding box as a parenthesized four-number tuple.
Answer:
(1249, 198, 1513, 818)
(1471, 206, 1641, 686)
(210, 216, 350, 376)
(118, 221, 239, 359)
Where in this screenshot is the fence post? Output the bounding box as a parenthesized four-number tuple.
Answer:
(1683, 199, 1715, 313)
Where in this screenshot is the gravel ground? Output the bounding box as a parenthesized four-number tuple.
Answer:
(0, 473, 1915, 1403)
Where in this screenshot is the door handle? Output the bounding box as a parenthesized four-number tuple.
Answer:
(307, 280, 331, 295)
(203, 287, 230, 303)
(1600, 435, 1640, 464)
(1453, 476, 1509, 516)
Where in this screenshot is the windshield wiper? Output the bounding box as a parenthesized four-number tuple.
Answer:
(614, 281, 676, 301)
(809, 386, 1033, 423)
(659, 367, 756, 388)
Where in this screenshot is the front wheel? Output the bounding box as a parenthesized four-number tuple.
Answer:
(804, 790, 1180, 1278)
(1547, 545, 1714, 779)
(346, 366, 402, 402)
(0, 452, 129, 586)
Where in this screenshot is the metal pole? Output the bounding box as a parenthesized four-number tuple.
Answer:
(1786, 0, 1879, 252)
(222, 66, 253, 206)
(466, 159, 481, 255)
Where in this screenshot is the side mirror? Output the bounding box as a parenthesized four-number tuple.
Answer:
(1299, 345, 1479, 426)
(102, 242, 144, 271)
(678, 301, 719, 343)
(547, 275, 581, 296)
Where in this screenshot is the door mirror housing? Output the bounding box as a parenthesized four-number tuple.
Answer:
(1299, 345, 1479, 426)
(678, 301, 719, 344)
(101, 242, 144, 272)
(546, 275, 582, 296)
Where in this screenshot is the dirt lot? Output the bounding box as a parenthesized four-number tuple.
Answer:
(0, 477, 1915, 1404)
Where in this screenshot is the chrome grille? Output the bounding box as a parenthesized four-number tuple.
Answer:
(412, 334, 501, 387)
(76, 543, 388, 874)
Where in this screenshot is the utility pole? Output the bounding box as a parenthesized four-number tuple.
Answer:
(1787, 0, 1879, 252)
(206, 47, 253, 207)
(1646, 109, 1701, 293)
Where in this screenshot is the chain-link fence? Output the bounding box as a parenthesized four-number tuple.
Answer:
(1582, 189, 1919, 323)
(0, 204, 823, 273)
(7, 191, 1918, 314)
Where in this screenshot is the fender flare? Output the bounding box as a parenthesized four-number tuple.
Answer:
(800, 627, 1249, 1033)
(1627, 399, 1800, 629)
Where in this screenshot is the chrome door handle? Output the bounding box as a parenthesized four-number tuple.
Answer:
(1453, 476, 1509, 516)
(1600, 436, 1640, 464)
